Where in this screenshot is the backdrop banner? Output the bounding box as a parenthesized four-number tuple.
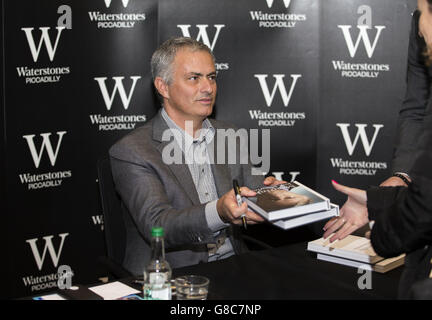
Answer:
(317, 0, 417, 204)
(2, 0, 158, 298)
(0, 0, 416, 298)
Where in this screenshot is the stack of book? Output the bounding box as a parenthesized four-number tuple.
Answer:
(243, 181, 339, 230)
(307, 235, 405, 273)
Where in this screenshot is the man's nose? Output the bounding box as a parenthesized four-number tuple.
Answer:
(200, 78, 214, 94)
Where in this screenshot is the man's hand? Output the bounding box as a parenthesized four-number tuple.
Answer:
(216, 187, 265, 225)
(380, 176, 409, 187)
(263, 176, 287, 186)
(323, 180, 369, 242)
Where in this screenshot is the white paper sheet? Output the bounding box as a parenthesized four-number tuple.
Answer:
(34, 293, 66, 300)
(89, 281, 140, 300)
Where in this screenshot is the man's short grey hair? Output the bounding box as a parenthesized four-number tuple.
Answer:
(151, 37, 215, 85)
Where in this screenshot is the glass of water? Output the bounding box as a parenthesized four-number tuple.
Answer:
(174, 275, 209, 300)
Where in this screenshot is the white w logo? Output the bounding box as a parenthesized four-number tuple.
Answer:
(266, 0, 291, 8)
(94, 76, 141, 110)
(104, 0, 130, 8)
(23, 131, 66, 169)
(254, 74, 301, 107)
(338, 25, 386, 58)
(21, 27, 65, 62)
(177, 25, 225, 51)
(26, 233, 69, 271)
(337, 123, 383, 156)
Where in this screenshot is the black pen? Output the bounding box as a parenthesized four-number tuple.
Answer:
(233, 179, 247, 229)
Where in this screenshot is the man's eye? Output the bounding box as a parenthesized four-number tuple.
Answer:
(209, 75, 217, 81)
(189, 76, 198, 80)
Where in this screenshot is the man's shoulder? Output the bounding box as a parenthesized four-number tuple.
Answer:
(109, 120, 155, 158)
(208, 118, 240, 130)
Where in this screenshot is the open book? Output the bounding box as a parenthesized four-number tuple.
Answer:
(307, 235, 405, 273)
(244, 181, 331, 221)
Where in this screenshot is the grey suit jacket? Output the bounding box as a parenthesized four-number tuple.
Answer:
(109, 110, 263, 276)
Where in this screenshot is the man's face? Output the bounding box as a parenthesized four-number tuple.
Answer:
(160, 48, 217, 124)
(418, 0, 432, 58)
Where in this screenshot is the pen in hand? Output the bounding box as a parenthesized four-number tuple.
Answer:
(233, 179, 247, 229)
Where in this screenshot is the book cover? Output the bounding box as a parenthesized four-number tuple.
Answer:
(316, 253, 405, 273)
(307, 235, 383, 264)
(244, 181, 330, 221)
(273, 204, 339, 230)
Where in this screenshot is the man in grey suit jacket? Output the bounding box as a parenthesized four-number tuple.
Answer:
(110, 37, 280, 276)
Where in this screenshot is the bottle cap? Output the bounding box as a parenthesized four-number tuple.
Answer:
(151, 227, 164, 237)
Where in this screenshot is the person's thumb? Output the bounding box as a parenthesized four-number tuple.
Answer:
(332, 180, 367, 203)
(331, 180, 353, 196)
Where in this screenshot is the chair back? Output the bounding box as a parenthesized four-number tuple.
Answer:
(97, 157, 126, 266)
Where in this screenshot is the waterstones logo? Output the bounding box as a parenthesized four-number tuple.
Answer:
(89, 114, 146, 131)
(333, 5, 389, 78)
(92, 215, 104, 231)
(177, 24, 230, 72)
(331, 123, 387, 176)
(88, 0, 146, 29)
(18, 26, 71, 84)
(26, 233, 69, 271)
(91, 76, 147, 131)
(271, 171, 301, 182)
(249, 74, 305, 127)
(177, 24, 225, 52)
(330, 158, 387, 176)
(23, 234, 70, 292)
(16, 66, 70, 84)
(94, 76, 141, 111)
(20, 131, 72, 190)
(249, 0, 306, 28)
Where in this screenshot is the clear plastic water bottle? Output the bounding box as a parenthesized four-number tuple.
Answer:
(143, 227, 172, 300)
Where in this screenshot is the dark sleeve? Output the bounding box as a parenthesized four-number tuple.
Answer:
(392, 10, 430, 174)
(366, 186, 405, 220)
(371, 108, 432, 258)
(370, 183, 432, 258)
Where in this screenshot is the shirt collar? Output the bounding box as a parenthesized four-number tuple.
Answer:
(161, 108, 215, 153)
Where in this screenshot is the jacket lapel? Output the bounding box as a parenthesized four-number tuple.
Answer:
(208, 126, 232, 196)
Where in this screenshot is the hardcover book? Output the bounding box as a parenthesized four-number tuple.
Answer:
(307, 235, 381, 264)
(316, 253, 405, 273)
(307, 235, 405, 271)
(273, 204, 339, 230)
(244, 181, 331, 221)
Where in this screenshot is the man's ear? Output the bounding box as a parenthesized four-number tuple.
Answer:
(154, 77, 169, 100)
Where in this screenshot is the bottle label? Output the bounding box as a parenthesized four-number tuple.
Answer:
(151, 285, 171, 300)
(149, 272, 167, 287)
(145, 272, 171, 300)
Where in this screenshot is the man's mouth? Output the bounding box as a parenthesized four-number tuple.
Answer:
(197, 97, 213, 104)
